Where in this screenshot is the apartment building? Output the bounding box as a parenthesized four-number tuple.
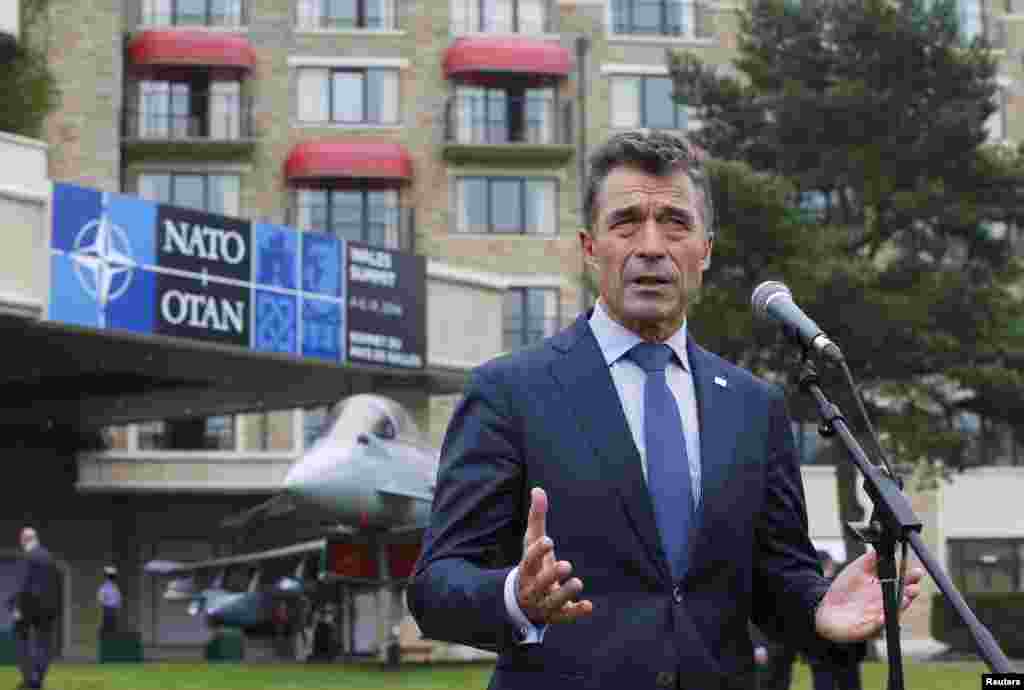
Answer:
(8, 0, 1020, 656)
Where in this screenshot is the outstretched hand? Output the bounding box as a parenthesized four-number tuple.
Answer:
(516, 487, 594, 625)
(815, 549, 925, 643)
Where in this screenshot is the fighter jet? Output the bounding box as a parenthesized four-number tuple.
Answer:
(143, 394, 440, 647)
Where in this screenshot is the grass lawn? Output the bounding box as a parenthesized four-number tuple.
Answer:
(0, 660, 996, 690)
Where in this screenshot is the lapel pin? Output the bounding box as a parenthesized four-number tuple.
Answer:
(714, 376, 728, 388)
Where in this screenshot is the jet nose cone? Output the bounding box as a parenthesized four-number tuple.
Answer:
(284, 457, 318, 495)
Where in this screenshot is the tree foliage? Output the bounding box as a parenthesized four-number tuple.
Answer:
(0, 0, 59, 138)
(671, 0, 1024, 482)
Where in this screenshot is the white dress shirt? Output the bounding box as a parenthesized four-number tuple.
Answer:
(504, 300, 703, 643)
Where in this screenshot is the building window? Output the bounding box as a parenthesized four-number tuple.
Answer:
(293, 186, 404, 249)
(142, 0, 244, 26)
(504, 287, 560, 350)
(239, 411, 295, 451)
(450, 86, 557, 144)
(454, 177, 557, 234)
(451, 0, 551, 34)
(949, 539, 1023, 594)
(136, 416, 235, 450)
(303, 405, 332, 448)
(133, 80, 245, 141)
(296, 0, 397, 29)
(138, 172, 240, 216)
(609, 75, 690, 130)
(610, 0, 693, 37)
(297, 67, 399, 124)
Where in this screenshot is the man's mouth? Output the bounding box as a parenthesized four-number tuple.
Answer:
(629, 276, 673, 286)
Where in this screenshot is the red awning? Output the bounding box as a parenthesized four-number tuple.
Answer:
(284, 140, 414, 182)
(443, 36, 572, 81)
(128, 30, 257, 70)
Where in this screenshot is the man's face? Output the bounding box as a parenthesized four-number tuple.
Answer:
(580, 165, 712, 340)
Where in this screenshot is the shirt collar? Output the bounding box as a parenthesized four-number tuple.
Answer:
(589, 300, 689, 371)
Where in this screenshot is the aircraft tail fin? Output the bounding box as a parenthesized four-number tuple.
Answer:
(220, 494, 297, 530)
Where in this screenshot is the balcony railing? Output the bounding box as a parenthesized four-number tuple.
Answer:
(610, 0, 694, 37)
(444, 95, 572, 145)
(287, 205, 415, 253)
(295, 0, 398, 30)
(140, 7, 247, 28)
(122, 97, 255, 142)
(450, 0, 558, 34)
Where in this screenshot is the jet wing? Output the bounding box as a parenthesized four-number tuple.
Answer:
(219, 493, 298, 530)
(377, 485, 434, 503)
(144, 538, 329, 576)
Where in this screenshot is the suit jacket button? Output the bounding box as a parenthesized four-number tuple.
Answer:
(656, 671, 677, 688)
(672, 585, 683, 604)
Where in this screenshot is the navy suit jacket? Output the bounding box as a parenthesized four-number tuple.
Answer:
(8, 546, 60, 622)
(409, 313, 833, 690)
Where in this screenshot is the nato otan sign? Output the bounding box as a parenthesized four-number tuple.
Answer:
(47, 182, 425, 370)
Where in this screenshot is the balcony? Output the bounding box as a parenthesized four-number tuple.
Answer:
(121, 95, 256, 161)
(286, 205, 416, 253)
(443, 95, 574, 165)
(450, 0, 558, 35)
(77, 450, 296, 493)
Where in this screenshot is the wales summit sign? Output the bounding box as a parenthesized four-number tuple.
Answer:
(48, 182, 426, 370)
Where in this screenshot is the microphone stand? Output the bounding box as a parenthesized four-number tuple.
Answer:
(795, 356, 1014, 687)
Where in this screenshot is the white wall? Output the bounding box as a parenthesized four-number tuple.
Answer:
(0, 132, 48, 319)
(941, 466, 1024, 539)
(0, 0, 17, 45)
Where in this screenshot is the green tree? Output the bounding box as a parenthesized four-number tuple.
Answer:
(0, 0, 59, 138)
(670, 0, 1024, 562)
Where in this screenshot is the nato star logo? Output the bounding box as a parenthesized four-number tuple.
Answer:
(69, 194, 136, 328)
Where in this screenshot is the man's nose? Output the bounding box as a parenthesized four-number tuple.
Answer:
(635, 218, 668, 256)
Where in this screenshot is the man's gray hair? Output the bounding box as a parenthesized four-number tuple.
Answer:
(582, 130, 715, 239)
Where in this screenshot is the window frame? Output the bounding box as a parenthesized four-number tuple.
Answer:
(453, 176, 560, 235)
(451, 0, 551, 34)
(297, 67, 400, 125)
(144, 0, 244, 26)
(292, 183, 402, 247)
(608, 0, 694, 38)
(609, 74, 690, 131)
(137, 171, 241, 216)
(503, 286, 562, 350)
(297, 0, 397, 30)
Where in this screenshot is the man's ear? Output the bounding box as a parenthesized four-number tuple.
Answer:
(579, 229, 598, 268)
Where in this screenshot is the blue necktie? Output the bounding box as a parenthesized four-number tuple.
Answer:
(628, 342, 693, 580)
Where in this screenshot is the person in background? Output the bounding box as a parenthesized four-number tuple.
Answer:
(7, 527, 60, 690)
(97, 565, 121, 638)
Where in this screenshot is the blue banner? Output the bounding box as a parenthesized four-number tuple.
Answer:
(47, 183, 370, 367)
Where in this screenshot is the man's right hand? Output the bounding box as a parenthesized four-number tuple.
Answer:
(516, 487, 593, 625)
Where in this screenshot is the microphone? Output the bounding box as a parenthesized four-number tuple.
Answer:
(751, 281, 844, 362)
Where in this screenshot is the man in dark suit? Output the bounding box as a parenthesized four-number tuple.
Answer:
(7, 528, 61, 689)
(408, 130, 924, 690)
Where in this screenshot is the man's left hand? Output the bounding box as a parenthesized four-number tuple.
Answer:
(814, 549, 925, 643)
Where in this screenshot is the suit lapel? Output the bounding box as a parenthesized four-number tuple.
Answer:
(548, 314, 670, 583)
(685, 337, 738, 574)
